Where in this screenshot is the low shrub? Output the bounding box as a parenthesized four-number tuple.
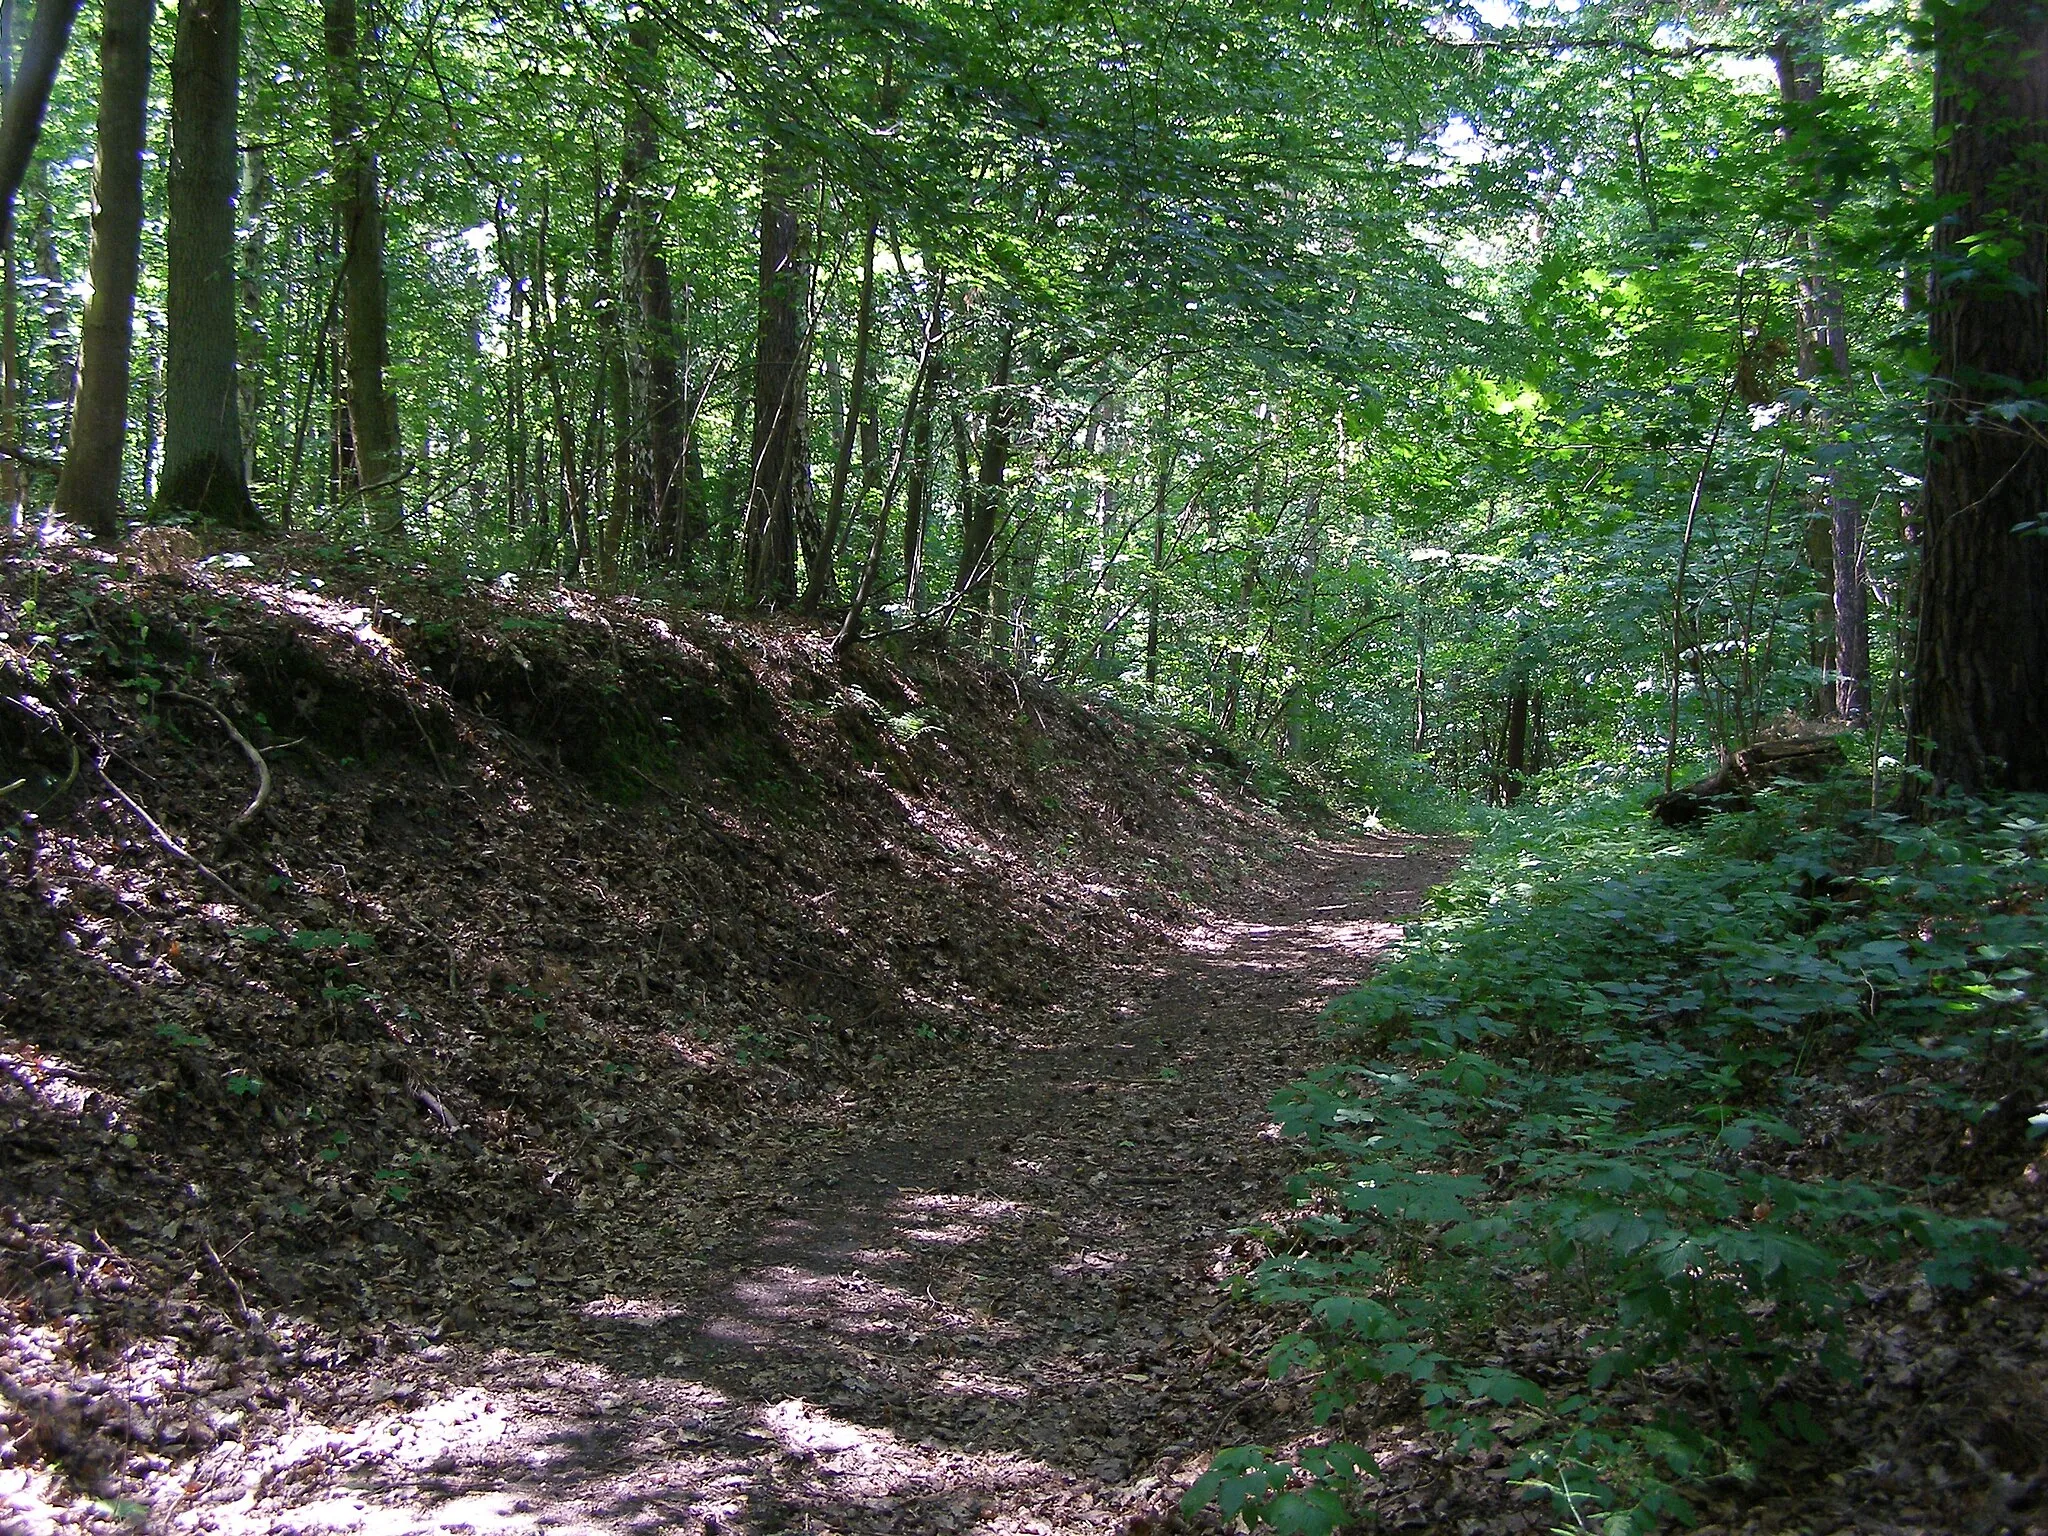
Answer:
(1195, 787, 2046, 1533)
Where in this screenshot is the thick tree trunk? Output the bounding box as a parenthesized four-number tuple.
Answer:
(326, 0, 403, 536)
(54, 0, 153, 540)
(0, 0, 81, 232)
(1910, 0, 2048, 794)
(741, 143, 809, 607)
(159, 0, 257, 526)
(1775, 36, 1870, 721)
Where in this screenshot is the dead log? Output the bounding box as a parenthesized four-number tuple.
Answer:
(1649, 727, 1847, 826)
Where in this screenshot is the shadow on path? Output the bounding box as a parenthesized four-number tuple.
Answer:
(162, 836, 1461, 1536)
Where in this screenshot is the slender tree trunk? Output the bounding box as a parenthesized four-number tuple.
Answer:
(160, 0, 256, 525)
(810, 207, 879, 609)
(535, 202, 587, 578)
(493, 197, 525, 535)
(837, 272, 943, 650)
(903, 290, 941, 610)
(1145, 359, 1175, 696)
(1, 0, 20, 528)
(1412, 607, 1428, 753)
(139, 320, 159, 504)
(237, 143, 270, 485)
(621, 11, 686, 565)
(1775, 35, 1870, 721)
(32, 182, 72, 431)
(326, 0, 402, 536)
(54, 0, 153, 540)
(741, 140, 808, 607)
(953, 323, 1014, 634)
(1502, 673, 1531, 803)
(1910, 0, 2048, 794)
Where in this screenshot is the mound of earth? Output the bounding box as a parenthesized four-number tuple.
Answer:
(0, 535, 1326, 1529)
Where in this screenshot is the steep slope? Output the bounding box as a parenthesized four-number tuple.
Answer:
(0, 536, 1311, 1520)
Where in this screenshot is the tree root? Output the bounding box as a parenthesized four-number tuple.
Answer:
(158, 689, 271, 841)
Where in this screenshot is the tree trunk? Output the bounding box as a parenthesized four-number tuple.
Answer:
(326, 0, 402, 536)
(621, 12, 687, 566)
(139, 320, 159, 505)
(903, 292, 941, 610)
(1502, 674, 1531, 803)
(1413, 608, 1428, 753)
(237, 144, 271, 485)
(1910, 0, 2048, 794)
(810, 207, 878, 609)
(54, 0, 153, 540)
(1145, 359, 1174, 696)
(492, 197, 526, 534)
(953, 324, 1014, 633)
(1775, 34, 1870, 721)
(1, 0, 23, 528)
(32, 182, 72, 431)
(535, 201, 587, 579)
(159, 0, 256, 526)
(0, 0, 81, 233)
(741, 141, 809, 607)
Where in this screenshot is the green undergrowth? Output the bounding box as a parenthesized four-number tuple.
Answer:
(1193, 785, 2048, 1535)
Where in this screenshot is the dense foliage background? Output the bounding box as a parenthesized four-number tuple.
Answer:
(1, 0, 1974, 806)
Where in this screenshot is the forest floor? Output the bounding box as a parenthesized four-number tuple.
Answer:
(99, 836, 1462, 1536)
(2, 533, 1481, 1536)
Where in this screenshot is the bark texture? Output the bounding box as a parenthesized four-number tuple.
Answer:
(0, 0, 82, 232)
(621, 14, 690, 565)
(326, 0, 403, 536)
(953, 325, 1014, 631)
(160, 0, 258, 527)
(1775, 34, 1870, 722)
(741, 145, 810, 607)
(1911, 0, 2048, 793)
(55, 0, 154, 539)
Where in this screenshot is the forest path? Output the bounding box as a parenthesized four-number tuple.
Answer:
(194, 834, 1462, 1536)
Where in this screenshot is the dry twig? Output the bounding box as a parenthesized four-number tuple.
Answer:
(93, 756, 257, 911)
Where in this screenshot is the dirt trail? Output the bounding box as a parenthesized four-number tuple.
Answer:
(147, 835, 1461, 1536)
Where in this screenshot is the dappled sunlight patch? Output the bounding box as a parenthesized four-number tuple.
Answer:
(930, 1368, 1031, 1399)
(1051, 1249, 1129, 1277)
(247, 580, 408, 664)
(899, 1222, 983, 1246)
(0, 1044, 110, 1120)
(892, 1192, 1029, 1223)
(576, 1297, 688, 1327)
(713, 1261, 982, 1345)
(756, 1397, 1053, 1506)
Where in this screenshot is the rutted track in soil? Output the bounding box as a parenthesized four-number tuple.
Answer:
(150, 836, 1461, 1536)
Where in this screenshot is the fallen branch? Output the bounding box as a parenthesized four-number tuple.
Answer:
(159, 690, 271, 840)
(93, 756, 257, 911)
(203, 1239, 269, 1349)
